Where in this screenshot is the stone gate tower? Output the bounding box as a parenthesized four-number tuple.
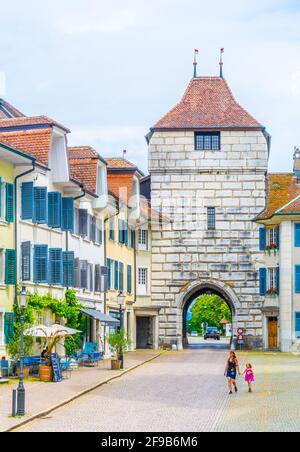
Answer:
(148, 74, 270, 349)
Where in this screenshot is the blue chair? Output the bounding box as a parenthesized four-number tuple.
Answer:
(1, 360, 13, 377)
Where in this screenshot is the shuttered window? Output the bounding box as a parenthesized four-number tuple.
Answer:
(34, 245, 48, 283)
(127, 265, 132, 294)
(33, 187, 47, 224)
(49, 249, 63, 287)
(74, 258, 80, 288)
(4, 312, 14, 344)
(96, 219, 103, 244)
(5, 183, 14, 223)
(21, 241, 31, 281)
(79, 209, 88, 237)
(63, 252, 75, 288)
(5, 249, 16, 285)
(62, 197, 74, 232)
(109, 217, 115, 240)
(207, 207, 216, 231)
(295, 265, 300, 293)
(295, 313, 300, 338)
(21, 182, 34, 220)
(48, 192, 62, 228)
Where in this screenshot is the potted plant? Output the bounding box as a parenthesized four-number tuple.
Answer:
(266, 288, 277, 297)
(7, 332, 34, 380)
(109, 330, 131, 370)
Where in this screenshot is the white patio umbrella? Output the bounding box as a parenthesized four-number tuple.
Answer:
(25, 324, 81, 338)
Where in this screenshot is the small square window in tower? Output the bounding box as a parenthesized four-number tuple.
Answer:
(195, 132, 220, 151)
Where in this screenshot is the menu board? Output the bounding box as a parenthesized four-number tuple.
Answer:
(51, 354, 62, 383)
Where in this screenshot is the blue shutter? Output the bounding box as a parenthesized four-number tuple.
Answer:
(276, 266, 280, 295)
(295, 313, 300, 338)
(100, 266, 108, 293)
(21, 241, 31, 281)
(114, 261, 119, 290)
(107, 258, 111, 290)
(259, 227, 267, 251)
(124, 223, 128, 246)
(48, 192, 62, 228)
(21, 182, 34, 220)
(62, 198, 74, 232)
(34, 245, 48, 283)
(63, 251, 75, 288)
(259, 268, 267, 296)
(33, 187, 47, 224)
(4, 312, 14, 344)
(119, 262, 124, 292)
(127, 265, 132, 294)
(295, 265, 300, 293)
(276, 225, 280, 250)
(49, 249, 63, 286)
(295, 224, 300, 247)
(118, 220, 122, 243)
(5, 183, 14, 223)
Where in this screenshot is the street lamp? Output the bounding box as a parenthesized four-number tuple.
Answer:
(17, 286, 29, 417)
(116, 291, 125, 369)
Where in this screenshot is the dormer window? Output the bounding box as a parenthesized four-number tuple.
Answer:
(195, 132, 220, 151)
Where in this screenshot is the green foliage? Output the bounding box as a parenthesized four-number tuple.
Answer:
(9, 290, 82, 358)
(7, 330, 34, 361)
(109, 330, 131, 358)
(187, 294, 232, 335)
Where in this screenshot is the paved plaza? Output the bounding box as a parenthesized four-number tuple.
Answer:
(15, 346, 300, 433)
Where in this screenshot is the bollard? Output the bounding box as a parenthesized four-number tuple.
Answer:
(12, 389, 17, 417)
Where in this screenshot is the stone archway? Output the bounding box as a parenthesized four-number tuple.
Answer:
(176, 279, 240, 350)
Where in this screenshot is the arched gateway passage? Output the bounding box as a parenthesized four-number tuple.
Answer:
(178, 280, 240, 350)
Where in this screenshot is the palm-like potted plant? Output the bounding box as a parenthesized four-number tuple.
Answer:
(109, 330, 131, 370)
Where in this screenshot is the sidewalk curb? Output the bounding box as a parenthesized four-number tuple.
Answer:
(3, 351, 164, 433)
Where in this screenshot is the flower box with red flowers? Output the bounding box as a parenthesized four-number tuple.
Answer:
(265, 243, 277, 255)
(266, 288, 278, 297)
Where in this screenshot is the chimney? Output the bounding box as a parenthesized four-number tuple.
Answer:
(294, 147, 300, 178)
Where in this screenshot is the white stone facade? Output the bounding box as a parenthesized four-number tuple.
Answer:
(149, 129, 269, 349)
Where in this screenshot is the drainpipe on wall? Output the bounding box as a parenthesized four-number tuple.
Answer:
(14, 162, 36, 304)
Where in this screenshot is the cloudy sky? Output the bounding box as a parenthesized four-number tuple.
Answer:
(0, 0, 299, 174)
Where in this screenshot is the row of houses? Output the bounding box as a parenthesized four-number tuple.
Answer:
(0, 99, 160, 357)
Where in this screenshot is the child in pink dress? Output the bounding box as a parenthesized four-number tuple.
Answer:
(242, 363, 255, 393)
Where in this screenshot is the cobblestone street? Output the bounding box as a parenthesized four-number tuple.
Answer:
(16, 348, 300, 432)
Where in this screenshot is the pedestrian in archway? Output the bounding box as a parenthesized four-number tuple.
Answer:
(224, 351, 240, 395)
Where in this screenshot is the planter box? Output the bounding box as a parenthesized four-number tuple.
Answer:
(111, 359, 122, 371)
(39, 365, 53, 382)
(16, 366, 30, 380)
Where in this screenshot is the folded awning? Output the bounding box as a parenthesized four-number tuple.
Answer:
(81, 309, 120, 327)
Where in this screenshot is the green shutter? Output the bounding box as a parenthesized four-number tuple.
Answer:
(5, 249, 16, 285)
(127, 265, 132, 294)
(5, 183, 14, 223)
(4, 312, 14, 344)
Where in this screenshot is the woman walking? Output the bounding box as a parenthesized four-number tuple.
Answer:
(224, 351, 240, 395)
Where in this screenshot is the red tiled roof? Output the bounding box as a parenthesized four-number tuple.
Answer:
(0, 116, 70, 133)
(154, 77, 262, 129)
(0, 129, 52, 166)
(68, 146, 101, 160)
(106, 158, 137, 170)
(256, 174, 300, 221)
